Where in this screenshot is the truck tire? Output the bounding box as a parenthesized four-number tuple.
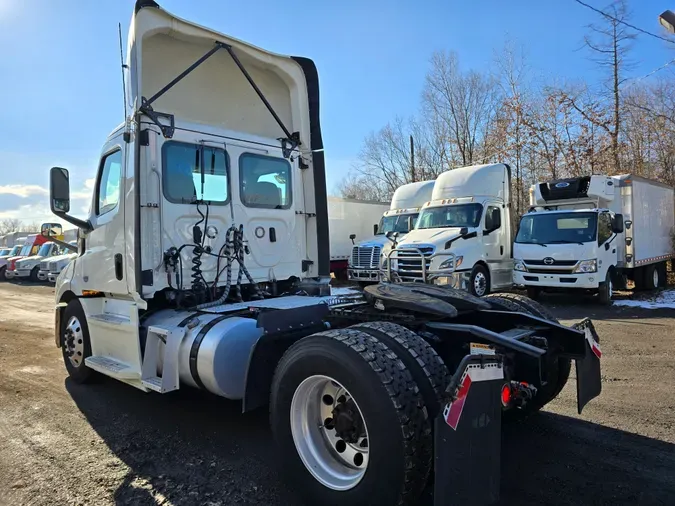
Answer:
(643, 264, 659, 290)
(29, 266, 39, 282)
(270, 328, 432, 506)
(349, 321, 451, 419)
(598, 270, 613, 306)
(657, 262, 668, 288)
(482, 293, 571, 410)
(0, 266, 6, 281)
(469, 264, 490, 297)
(61, 299, 97, 384)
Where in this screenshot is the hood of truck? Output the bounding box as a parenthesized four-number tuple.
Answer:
(17, 255, 45, 266)
(356, 235, 392, 249)
(46, 253, 75, 264)
(398, 227, 468, 248)
(513, 242, 596, 262)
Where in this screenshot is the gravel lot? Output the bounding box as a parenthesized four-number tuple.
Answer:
(0, 283, 673, 506)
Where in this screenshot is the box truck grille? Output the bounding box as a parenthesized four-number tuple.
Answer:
(351, 246, 381, 269)
(393, 246, 434, 281)
(40, 261, 49, 270)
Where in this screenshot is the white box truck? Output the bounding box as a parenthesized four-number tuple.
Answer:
(386, 164, 514, 296)
(513, 174, 674, 304)
(327, 197, 390, 279)
(45, 2, 604, 504)
(348, 180, 434, 283)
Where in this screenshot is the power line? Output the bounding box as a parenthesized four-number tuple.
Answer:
(572, 0, 675, 45)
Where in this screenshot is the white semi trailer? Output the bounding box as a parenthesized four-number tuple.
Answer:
(47, 2, 604, 505)
(327, 197, 390, 279)
(513, 175, 674, 304)
(348, 180, 434, 283)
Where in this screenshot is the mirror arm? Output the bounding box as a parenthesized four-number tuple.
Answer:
(54, 212, 93, 233)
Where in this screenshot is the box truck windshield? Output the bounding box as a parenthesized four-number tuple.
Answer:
(416, 203, 482, 229)
(377, 213, 419, 234)
(516, 212, 598, 245)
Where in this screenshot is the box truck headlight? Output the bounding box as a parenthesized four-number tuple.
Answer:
(439, 256, 463, 270)
(573, 259, 597, 273)
(514, 260, 527, 272)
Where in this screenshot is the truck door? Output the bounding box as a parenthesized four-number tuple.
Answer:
(233, 148, 303, 282)
(597, 211, 616, 279)
(77, 135, 128, 294)
(482, 203, 511, 288)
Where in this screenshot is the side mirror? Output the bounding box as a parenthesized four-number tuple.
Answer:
(612, 214, 624, 234)
(50, 167, 71, 214)
(460, 227, 469, 236)
(349, 233, 356, 245)
(373, 224, 378, 235)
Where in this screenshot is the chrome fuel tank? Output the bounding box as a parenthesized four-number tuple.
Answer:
(143, 310, 263, 399)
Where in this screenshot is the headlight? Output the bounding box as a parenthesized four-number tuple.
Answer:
(514, 260, 527, 272)
(573, 259, 597, 273)
(439, 256, 463, 270)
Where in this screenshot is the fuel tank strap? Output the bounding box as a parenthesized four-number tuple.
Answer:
(189, 315, 231, 389)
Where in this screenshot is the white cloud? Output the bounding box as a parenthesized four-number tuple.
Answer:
(0, 184, 49, 198)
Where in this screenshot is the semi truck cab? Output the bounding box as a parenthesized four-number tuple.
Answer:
(386, 164, 514, 296)
(348, 180, 434, 283)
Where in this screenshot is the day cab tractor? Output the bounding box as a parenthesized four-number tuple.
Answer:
(48, 2, 603, 505)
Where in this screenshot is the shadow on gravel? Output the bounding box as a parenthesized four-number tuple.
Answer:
(67, 378, 675, 506)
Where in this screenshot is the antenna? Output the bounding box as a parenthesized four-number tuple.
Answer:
(118, 23, 129, 131)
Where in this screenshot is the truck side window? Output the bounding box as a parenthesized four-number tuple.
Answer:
(162, 142, 229, 205)
(96, 150, 122, 216)
(598, 212, 612, 245)
(485, 206, 501, 231)
(239, 153, 292, 209)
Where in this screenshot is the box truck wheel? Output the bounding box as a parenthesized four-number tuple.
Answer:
(643, 265, 659, 291)
(61, 299, 97, 384)
(598, 270, 613, 306)
(0, 266, 6, 281)
(29, 266, 40, 282)
(270, 328, 432, 506)
(469, 264, 490, 297)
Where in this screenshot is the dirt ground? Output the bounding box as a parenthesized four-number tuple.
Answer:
(0, 283, 673, 506)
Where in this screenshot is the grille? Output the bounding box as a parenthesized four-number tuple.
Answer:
(40, 261, 49, 270)
(350, 245, 381, 269)
(524, 259, 577, 266)
(528, 268, 574, 275)
(393, 246, 434, 281)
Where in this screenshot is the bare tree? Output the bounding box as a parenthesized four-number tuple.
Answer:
(422, 50, 501, 166)
(0, 218, 22, 235)
(20, 222, 41, 233)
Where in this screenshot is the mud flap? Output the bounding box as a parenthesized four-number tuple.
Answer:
(434, 355, 503, 506)
(573, 317, 602, 414)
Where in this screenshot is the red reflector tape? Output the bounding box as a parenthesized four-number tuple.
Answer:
(584, 327, 602, 359)
(444, 373, 472, 430)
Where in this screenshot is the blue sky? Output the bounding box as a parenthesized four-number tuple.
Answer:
(0, 0, 673, 225)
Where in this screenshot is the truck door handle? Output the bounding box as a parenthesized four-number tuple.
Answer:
(269, 227, 277, 243)
(500, 246, 504, 255)
(114, 253, 123, 280)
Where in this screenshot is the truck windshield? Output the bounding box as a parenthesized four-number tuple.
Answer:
(377, 213, 419, 235)
(19, 244, 32, 256)
(37, 244, 52, 256)
(516, 212, 598, 245)
(8, 246, 20, 256)
(416, 203, 483, 229)
(0, 249, 8, 256)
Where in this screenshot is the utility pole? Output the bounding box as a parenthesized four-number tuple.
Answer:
(410, 135, 415, 182)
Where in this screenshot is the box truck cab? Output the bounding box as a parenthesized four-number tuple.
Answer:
(0, 245, 22, 278)
(347, 180, 434, 283)
(513, 175, 674, 304)
(5, 235, 51, 280)
(15, 242, 64, 281)
(38, 241, 79, 282)
(386, 164, 513, 296)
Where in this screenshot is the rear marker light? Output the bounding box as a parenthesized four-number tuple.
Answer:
(501, 384, 512, 407)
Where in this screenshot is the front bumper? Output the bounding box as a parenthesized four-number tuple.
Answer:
(513, 270, 601, 289)
(348, 268, 380, 282)
(14, 269, 33, 278)
(37, 270, 50, 281)
(48, 272, 59, 283)
(5, 270, 17, 279)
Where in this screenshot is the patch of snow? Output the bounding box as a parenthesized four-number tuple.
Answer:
(331, 287, 361, 296)
(614, 289, 675, 310)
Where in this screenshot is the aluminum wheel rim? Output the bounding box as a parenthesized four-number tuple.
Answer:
(653, 269, 659, 288)
(290, 375, 369, 491)
(64, 316, 85, 368)
(474, 272, 487, 296)
(608, 278, 613, 299)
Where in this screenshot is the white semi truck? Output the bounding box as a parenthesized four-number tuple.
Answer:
(348, 180, 434, 283)
(386, 164, 514, 296)
(47, 2, 604, 505)
(513, 175, 674, 304)
(327, 196, 390, 279)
